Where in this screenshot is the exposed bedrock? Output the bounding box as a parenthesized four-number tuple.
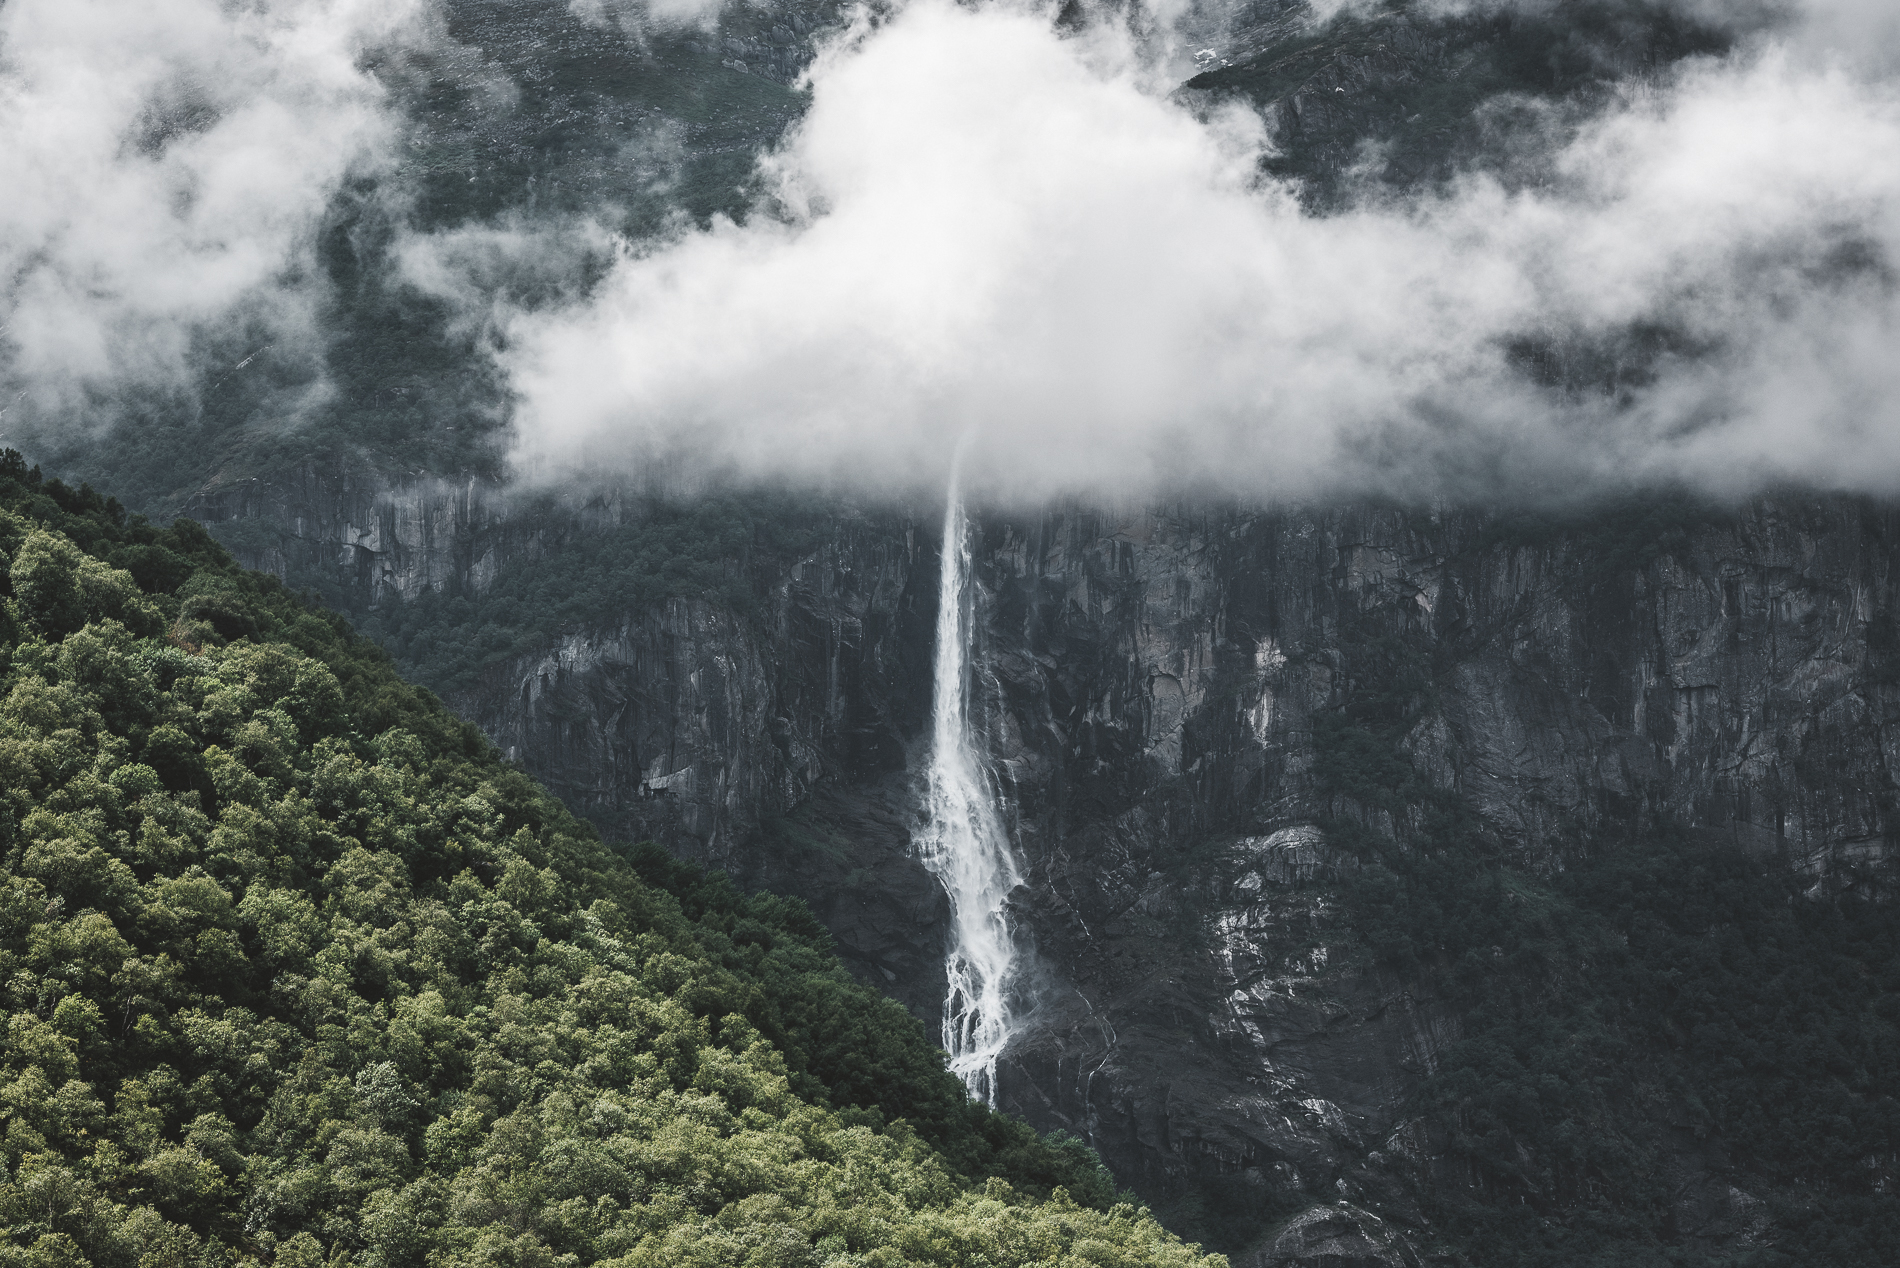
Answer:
(201, 473, 1900, 1258)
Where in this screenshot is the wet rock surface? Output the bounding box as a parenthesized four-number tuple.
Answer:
(201, 472, 1900, 1260)
(1241, 1203, 1420, 1268)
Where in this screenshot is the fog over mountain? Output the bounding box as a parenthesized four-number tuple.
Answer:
(3, 0, 1897, 506)
(11, 9, 1900, 1266)
(0, 0, 430, 441)
(493, 0, 1900, 502)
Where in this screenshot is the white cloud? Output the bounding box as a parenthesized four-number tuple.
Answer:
(497, 0, 1900, 503)
(0, 0, 428, 434)
(1789, 0, 1900, 72)
(6, 0, 1895, 507)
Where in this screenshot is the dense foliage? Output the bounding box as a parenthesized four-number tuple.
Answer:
(1310, 601, 1900, 1268)
(0, 452, 1221, 1268)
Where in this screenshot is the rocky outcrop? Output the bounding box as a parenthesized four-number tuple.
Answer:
(188, 462, 508, 607)
(960, 499, 1898, 1253)
(1242, 1203, 1420, 1268)
(198, 472, 1900, 1259)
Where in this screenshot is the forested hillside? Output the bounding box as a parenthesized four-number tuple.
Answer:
(0, 450, 1221, 1268)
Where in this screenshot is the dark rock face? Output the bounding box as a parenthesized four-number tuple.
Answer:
(201, 473, 1900, 1259)
(1240, 1202, 1420, 1268)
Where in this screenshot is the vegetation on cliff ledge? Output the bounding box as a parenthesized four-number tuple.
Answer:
(0, 450, 1221, 1268)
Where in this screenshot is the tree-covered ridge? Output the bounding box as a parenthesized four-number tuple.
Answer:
(0, 452, 1223, 1268)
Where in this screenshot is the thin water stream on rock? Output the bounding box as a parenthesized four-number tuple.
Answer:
(916, 479, 1021, 1104)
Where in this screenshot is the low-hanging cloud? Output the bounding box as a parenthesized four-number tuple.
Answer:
(494, 0, 1900, 504)
(0, 0, 428, 440)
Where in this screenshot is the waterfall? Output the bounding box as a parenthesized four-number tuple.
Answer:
(916, 478, 1021, 1105)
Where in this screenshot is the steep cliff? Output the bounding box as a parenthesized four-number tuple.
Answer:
(21, 0, 1888, 1259)
(195, 471, 1900, 1262)
(0, 453, 1218, 1268)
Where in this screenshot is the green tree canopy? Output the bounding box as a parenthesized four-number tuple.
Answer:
(0, 451, 1222, 1268)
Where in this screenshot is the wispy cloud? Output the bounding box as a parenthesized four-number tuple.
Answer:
(0, 0, 429, 438)
(494, 0, 1900, 504)
(5, 0, 1897, 509)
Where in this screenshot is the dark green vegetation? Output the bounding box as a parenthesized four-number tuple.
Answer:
(1303, 582, 1899, 1268)
(1190, 0, 1731, 204)
(0, 451, 1221, 1268)
(356, 492, 838, 698)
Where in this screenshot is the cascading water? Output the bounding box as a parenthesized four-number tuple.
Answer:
(915, 477, 1021, 1106)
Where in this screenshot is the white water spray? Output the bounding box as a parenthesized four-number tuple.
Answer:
(916, 474, 1021, 1105)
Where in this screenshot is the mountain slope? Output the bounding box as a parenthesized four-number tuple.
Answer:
(0, 451, 1222, 1268)
(319, 492, 1900, 1266)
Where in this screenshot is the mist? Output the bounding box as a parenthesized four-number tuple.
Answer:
(3, 0, 1897, 509)
(492, 0, 1900, 505)
(0, 0, 434, 448)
